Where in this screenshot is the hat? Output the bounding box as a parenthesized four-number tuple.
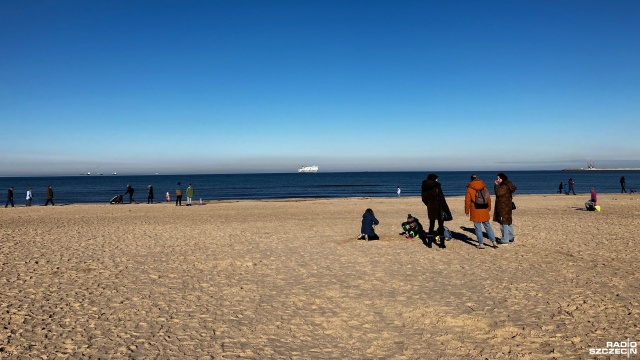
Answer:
(470, 174, 478, 181)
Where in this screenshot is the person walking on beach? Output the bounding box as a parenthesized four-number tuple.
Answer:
(421, 173, 451, 249)
(186, 183, 194, 206)
(175, 182, 183, 206)
(147, 185, 154, 204)
(493, 173, 517, 244)
(557, 182, 563, 194)
(357, 208, 379, 241)
(26, 188, 33, 207)
(620, 176, 627, 193)
(45, 185, 54, 206)
(465, 174, 497, 249)
(5, 186, 14, 208)
(568, 178, 576, 195)
(397, 186, 401, 196)
(124, 184, 137, 204)
(165, 192, 170, 202)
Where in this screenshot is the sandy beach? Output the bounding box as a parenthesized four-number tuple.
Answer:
(1, 193, 638, 358)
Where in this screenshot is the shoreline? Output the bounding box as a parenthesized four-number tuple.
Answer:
(4, 192, 637, 207)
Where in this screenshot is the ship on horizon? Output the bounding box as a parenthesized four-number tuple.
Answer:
(298, 165, 318, 173)
(563, 161, 640, 171)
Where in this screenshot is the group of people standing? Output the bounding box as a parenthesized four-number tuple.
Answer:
(122, 182, 196, 206)
(359, 173, 518, 249)
(4, 182, 199, 207)
(5, 185, 55, 207)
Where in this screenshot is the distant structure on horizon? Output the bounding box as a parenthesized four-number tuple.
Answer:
(563, 161, 640, 171)
(298, 165, 319, 173)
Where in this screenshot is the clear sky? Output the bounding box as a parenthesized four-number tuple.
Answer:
(1, 0, 639, 176)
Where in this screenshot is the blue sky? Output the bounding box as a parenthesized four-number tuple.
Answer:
(1, 0, 639, 176)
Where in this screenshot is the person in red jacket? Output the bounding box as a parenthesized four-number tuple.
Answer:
(465, 174, 497, 249)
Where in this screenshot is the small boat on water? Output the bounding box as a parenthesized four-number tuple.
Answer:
(298, 165, 318, 173)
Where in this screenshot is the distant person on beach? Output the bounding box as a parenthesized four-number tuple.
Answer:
(357, 208, 379, 241)
(620, 176, 627, 193)
(397, 186, 401, 196)
(494, 173, 517, 244)
(45, 185, 54, 206)
(557, 182, 563, 194)
(147, 185, 154, 204)
(568, 178, 576, 195)
(26, 188, 33, 207)
(186, 183, 194, 206)
(176, 182, 183, 206)
(421, 173, 451, 249)
(124, 184, 137, 204)
(165, 192, 170, 202)
(5, 186, 14, 208)
(564, 183, 569, 195)
(465, 174, 497, 249)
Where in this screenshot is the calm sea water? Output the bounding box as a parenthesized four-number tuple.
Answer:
(1, 171, 638, 205)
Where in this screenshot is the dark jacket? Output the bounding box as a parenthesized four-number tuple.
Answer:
(361, 212, 379, 237)
(421, 179, 452, 221)
(47, 187, 54, 199)
(493, 180, 517, 225)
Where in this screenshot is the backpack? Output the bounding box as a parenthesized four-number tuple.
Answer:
(474, 187, 490, 209)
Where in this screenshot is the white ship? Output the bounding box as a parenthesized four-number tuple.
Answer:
(298, 165, 319, 173)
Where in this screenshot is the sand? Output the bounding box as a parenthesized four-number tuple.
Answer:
(1, 193, 639, 358)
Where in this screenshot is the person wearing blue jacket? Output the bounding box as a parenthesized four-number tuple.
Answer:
(357, 208, 380, 241)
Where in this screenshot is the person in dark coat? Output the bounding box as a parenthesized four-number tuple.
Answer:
(357, 208, 379, 240)
(493, 173, 517, 244)
(421, 173, 450, 248)
(124, 184, 137, 204)
(5, 186, 14, 208)
(45, 185, 54, 206)
(620, 176, 627, 193)
(147, 185, 154, 204)
(568, 178, 576, 195)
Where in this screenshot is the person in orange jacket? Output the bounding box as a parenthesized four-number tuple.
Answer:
(465, 174, 497, 249)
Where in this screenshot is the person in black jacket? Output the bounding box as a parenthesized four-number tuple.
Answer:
(147, 185, 154, 204)
(124, 184, 137, 204)
(5, 186, 14, 208)
(421, 173, 451, 248)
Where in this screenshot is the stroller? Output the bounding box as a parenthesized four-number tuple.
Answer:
(110, 194, 123, 204)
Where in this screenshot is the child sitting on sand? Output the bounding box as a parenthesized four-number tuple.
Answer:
(400, 214, 424, 240)
(357, 208, 379, 241)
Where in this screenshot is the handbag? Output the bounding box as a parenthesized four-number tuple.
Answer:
(439, 208, 453, 221)
(511, 201, 516, 210)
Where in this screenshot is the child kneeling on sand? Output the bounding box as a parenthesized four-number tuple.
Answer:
(357, 208, 379, 241)
(400, 214, 425, 240)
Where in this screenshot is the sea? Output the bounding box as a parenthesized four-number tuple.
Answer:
(1, 171, 638, 205)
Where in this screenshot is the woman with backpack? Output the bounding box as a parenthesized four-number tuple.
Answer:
(493, 173, 517, 244)
(465, 174, 497, 249)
